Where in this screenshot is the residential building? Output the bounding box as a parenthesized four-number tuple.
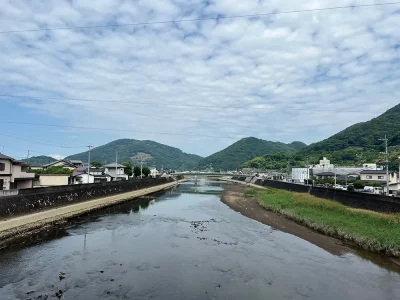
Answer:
(362, 163, 382, 170)
(68, 160, 84, 168)
(73, 167, 111, 184)
(291, 168, 310, 182)
(43, 160, 76, 171)
(150, 168, 161, 178)
(0, 153, 34, 190)
(104, 163, 128, 180)
(28, 164, 44, 171)
(39, 174, 70, 187)
(360, 170, 398, 184)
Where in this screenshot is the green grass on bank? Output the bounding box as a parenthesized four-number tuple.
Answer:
(246, 188, 400, 257)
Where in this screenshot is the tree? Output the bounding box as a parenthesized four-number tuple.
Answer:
(91, 161, 102, 168)
(142, 166, 150, 177)
(353, 180, 365, 189)
(347, 185, 355, 192)
(133, 166, 141, 177)
(122, 161, 132, 176)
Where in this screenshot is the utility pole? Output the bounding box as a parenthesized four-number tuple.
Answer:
(379, 136, 389, 195)
(0, 145, 4, 153)
(26, 150, 30, 165)
(86, 145, 93, 184)
(140, 160, 143, 179)
(115, 149, 118, 178)
(398, 156, 400, 184)
(334, 165, 337, 188)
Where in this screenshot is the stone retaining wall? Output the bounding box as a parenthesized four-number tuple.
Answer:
(0, 178, 175, 218)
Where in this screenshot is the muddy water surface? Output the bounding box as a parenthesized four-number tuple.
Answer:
(0, 179, 399, 300)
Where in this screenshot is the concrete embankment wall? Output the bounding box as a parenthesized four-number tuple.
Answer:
(0, 177, 180, 219)
(232, 177, 400, 213)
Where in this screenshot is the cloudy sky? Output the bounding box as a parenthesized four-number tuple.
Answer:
(0, 0, 399, 160)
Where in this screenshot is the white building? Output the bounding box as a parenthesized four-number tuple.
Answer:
(362, 163, 383, 170)
(315, 157, 334, 169)
(291, 168, 310, 182)
(150, 168, 160, 178)
(73, 167, 111, 184)
(104, 163, 128, 180)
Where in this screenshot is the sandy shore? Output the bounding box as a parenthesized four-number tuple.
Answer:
(221, 183, 354, 256)
(220, 182, 400, 272)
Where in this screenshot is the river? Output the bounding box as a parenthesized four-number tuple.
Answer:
(0, 179, 399, 300)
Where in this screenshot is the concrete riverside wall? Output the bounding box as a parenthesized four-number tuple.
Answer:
(236, 177, 400, 213)
(0, 178, 176, 218)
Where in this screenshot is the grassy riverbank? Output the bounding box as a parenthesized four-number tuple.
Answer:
(246, 188, 400, 257)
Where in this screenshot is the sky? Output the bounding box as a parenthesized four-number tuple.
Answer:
(0, 0, 399, 160)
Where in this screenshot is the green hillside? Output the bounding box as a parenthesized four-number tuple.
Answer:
(303, 103, 400, 156)
(242, 103, 400, 170)
(65, 139, 202, 170)
(198, 137, 307, 170)
(22, 155, 56, 166)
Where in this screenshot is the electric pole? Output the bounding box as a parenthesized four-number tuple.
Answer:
(379, 136, 389, 195)
(115, 149, 118, 178)
(86, 145, 93, 184)
(26, 150, 30, 165)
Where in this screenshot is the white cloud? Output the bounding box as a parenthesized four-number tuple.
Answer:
(0, 1, 399, 157)
(49, 154, 66, 160)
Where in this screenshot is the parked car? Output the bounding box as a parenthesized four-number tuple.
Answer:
(363, 186, 383, 195)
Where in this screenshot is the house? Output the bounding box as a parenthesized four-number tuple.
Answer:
(360, 170, 398, 184)
(150, 168, 161, 178)
(0, 153, 35, 191)
(28, 163, 44, 171)
(73, 167, 111, 184)
(43, 159, 76, 171)
(314, 172, 336, 179)
(68, 160, 84, 168)
(387, 183, 400, 196)
(39, 174, 70, 187)
(104, 163, 128, 180)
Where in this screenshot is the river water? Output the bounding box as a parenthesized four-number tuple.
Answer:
(0, 179, 399, 300)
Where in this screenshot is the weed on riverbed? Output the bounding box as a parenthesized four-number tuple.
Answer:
(248, 188, 400, 257)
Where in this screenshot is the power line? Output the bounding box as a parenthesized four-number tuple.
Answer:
(0, 131, 86, 148)
(0, 2, 399, 34)
(0, 94, 372, 113)
(0, 120, 247, 139)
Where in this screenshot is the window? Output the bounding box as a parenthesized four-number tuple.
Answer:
(378, 176, 384, 179)
(0, 163, 5, 171)
(366, 175, 373, 179)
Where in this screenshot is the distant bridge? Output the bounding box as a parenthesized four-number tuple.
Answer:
(174, 172, 235, 177)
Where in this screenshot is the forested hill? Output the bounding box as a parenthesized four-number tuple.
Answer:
(242, 104, 400, 170)
(197, 137, 307, 170)
(302, 103, 400, 156)
(66, 139, 202, 170)
(21, 155, 56, 166)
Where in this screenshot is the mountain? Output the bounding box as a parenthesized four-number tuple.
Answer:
(242, 104, 400, 170)
(198, 137, 307, 170)
(21, 155, 56, 166)
(65, 139, 202, 170)
(302, 104, 400, 155)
